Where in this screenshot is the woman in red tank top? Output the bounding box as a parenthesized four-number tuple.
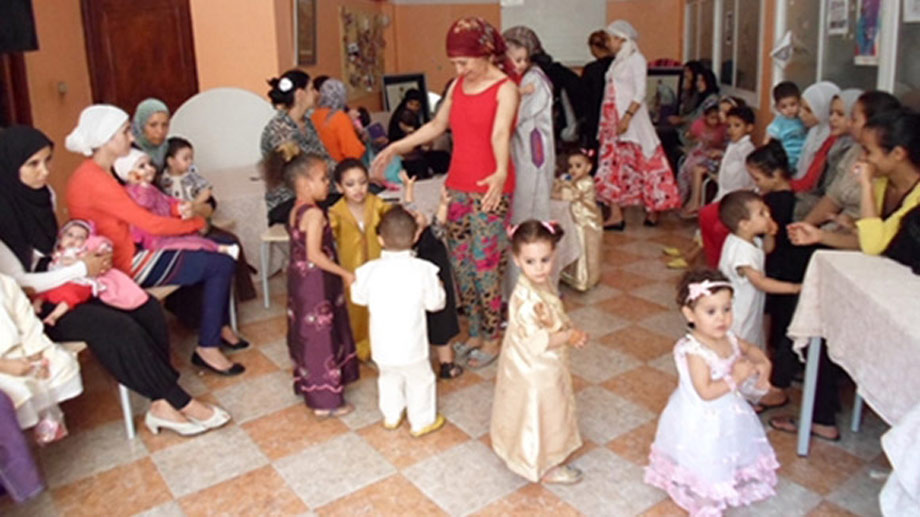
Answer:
(373, 17, 519, 368)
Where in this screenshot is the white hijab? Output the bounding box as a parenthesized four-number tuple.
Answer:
(606, 20, 639, 80)
(796, 81, 840, 178)
(113, 148, 148, 182)
(65, 105, 129, 157)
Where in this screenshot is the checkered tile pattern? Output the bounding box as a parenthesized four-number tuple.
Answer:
(0, 210, 887, 516)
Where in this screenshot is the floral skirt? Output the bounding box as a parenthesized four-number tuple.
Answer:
(595, 140, 681, 211)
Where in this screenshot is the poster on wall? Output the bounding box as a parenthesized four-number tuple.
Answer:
(905, 0, 920, 23)
(854, 0, 880, 65)
(339, 6, 387, 99)
(827, 0, 849, 35)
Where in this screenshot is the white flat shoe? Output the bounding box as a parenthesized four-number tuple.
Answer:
(145, 411, 207, 436)
(188, 405, 231, 430)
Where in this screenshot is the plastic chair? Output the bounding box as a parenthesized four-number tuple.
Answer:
(260, 224, 290, 308)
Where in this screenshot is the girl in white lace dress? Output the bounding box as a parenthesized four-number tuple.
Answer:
(644, 269, 779, 516)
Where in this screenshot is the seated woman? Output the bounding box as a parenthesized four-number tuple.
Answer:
(0, 126, 229, 436)
(311, 79, 366, 163)
(64, 105, 247, 377)
(388, 89, 451, 179)
(800, 91, 902, 231)
(260, 69, 334, 225)
(771, 108, 920, 441)
(131, 99, 257, 302)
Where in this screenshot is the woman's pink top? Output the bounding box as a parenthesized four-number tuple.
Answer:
(446, 76, 515, 194)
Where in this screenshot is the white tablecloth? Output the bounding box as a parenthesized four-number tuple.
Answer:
(788, 250, 920, 426)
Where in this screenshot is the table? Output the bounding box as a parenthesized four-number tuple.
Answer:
(788, 250, 920, 456)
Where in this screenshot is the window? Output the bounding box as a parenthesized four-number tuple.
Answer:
(894, 8, 920, 109)
(819, 0, 878, 90)
(684, 0, 761, 102)
(782, 0, 820, 87)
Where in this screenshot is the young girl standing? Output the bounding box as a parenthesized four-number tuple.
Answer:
(552, 149, 603, 291)
(490, 220, 588, 485)
(264, 144, 359, 416)
(645, 269, 779, 516)
(328, 159, 390, 363)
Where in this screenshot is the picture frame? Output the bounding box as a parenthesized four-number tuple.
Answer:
(294, 0, 317, 66)
(646, 67, 684, 125)
(382, 73, 430, 121)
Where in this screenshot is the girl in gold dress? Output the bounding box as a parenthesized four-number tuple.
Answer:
(490, 220, 588, 484)
(553, 149, 603, 291)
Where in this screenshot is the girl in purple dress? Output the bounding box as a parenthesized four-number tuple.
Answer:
(263, 143, 359, 416)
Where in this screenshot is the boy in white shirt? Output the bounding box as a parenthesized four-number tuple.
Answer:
(717, 191, 801, 348)
(351, 206, 447, 436)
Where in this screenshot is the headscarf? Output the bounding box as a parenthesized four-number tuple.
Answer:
(317, 79, 347, 115)
(837, 88, 864, 118)
(796, 81, 841, 178)
(65, 104, 129, 157)
(113, 148, 149, 182)
(502, 26, 543, 57)
(132, 98, 170, 169)
(606, 20, 640, 77)
(388, 89, 426, 141)
(0, 126, 58, 269)
(445, 17, 517, 80)
(58, 219, 96, 248)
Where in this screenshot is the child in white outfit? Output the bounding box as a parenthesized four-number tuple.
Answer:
(717, 191, 801, 348)
(351, 206, 447, 436)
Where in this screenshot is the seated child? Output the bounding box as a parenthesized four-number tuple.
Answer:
(491, 221, 588, 485)
(114, 149, 238, 259)
(677, 100, 727, 206)
(764, 81, 807, 167)
(717, 191, 801, 348)
(697, 106, 758, 268)
(552, 149, 603, 291)
(1, 273, 83, 443)
(34, 220, 148, 326)
(645, 269, 778, 516)
(158, 137, 212, 205)
(351, 207, 447, 436)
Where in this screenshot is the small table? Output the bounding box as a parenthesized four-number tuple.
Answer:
(788, 250, 920, 456)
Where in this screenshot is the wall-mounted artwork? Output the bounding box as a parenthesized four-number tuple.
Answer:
(340, 6, 387, 99)
(295, 0, 316, 66)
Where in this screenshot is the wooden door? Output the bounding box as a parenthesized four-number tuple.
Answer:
(81, 0, 198, 113)
(0, 53, 32, 126)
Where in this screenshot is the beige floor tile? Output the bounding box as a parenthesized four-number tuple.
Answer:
(575, 386, 654, 444)
(601, 269, 657, 292)
(825, 465, 885, 517)
(358, 420, 470, 469)
(725, 478, 822, 516)
(566, 306, 631, 338)
(213, 371, 301, 423)
(151, 425, 268, 497)
(274, 433, 396, 508)
(237, 315, 287, 346)
(806, 501, 862, 517)
(606, 420, 659, 466)
(39, 421, 149, 488)
(637, 311, 689, 340)
(597, 294, 669, 322)
(403, 440, 528, 516)
(630, 281, 681, 309)
(768, 430, 866, 496)
(471, 483, 583, 517)
(242, 404, 350, 461)
(599, 325, 676, 363)
(569, 343, 642, 384)
(439, 380, 495, 439)
(193, 348, 280, 392)
(603, 366, 677, 414)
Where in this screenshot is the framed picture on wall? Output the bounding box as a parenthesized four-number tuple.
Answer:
(294, 0, 317, 66)
(646, 68, 683, 125)
(382, 73, 430, 121)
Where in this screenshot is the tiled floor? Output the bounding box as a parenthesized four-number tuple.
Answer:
(0, 209, 888, 516)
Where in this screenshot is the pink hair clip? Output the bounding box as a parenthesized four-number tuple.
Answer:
(506, 224, 520, 239)
(579, 148, 596, 158)
(686, 280, 732, 302)
(540, 220, 558, 234)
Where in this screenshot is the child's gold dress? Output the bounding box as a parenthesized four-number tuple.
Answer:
(328, 194, 389, 362)
(490, 274, 582, 482)
(554, 176, 603, 291)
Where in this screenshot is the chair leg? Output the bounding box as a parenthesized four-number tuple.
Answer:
(118, 383, 136, 440)
(229, 284, 239, 333)
(261, 241, 271, 309)
(851, 393, 864, 433)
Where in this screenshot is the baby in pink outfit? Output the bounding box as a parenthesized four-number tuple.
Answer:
(113, 149, 238, 259)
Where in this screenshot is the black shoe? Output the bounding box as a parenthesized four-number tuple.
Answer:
(220, 336, 250, 351)
(191, 352, 246, 376)
(643, 218, 659, 227)
(604, 221, 626, 231)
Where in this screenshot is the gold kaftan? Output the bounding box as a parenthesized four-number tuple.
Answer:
(553, 176, 603, 291)
(490, 275, 582, 482)
(328, 194, 390, 362)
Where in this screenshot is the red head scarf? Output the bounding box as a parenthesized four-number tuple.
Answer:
(445, 17, 519, 82)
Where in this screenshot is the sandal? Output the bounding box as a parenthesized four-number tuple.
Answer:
(662, 247, 682, 257)
(466, 348, 498, 369)
(438, 362, 464, 379)
(451, 341, 476, 360)
(768, 415, 840, 442)
(313, 403, 355, 418)
(542, 465, 583, 485)
(666, 258, 689, 270)
(753, 394, 789, 414)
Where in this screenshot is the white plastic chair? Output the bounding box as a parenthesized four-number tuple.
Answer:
(260, 224, 290, 308)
